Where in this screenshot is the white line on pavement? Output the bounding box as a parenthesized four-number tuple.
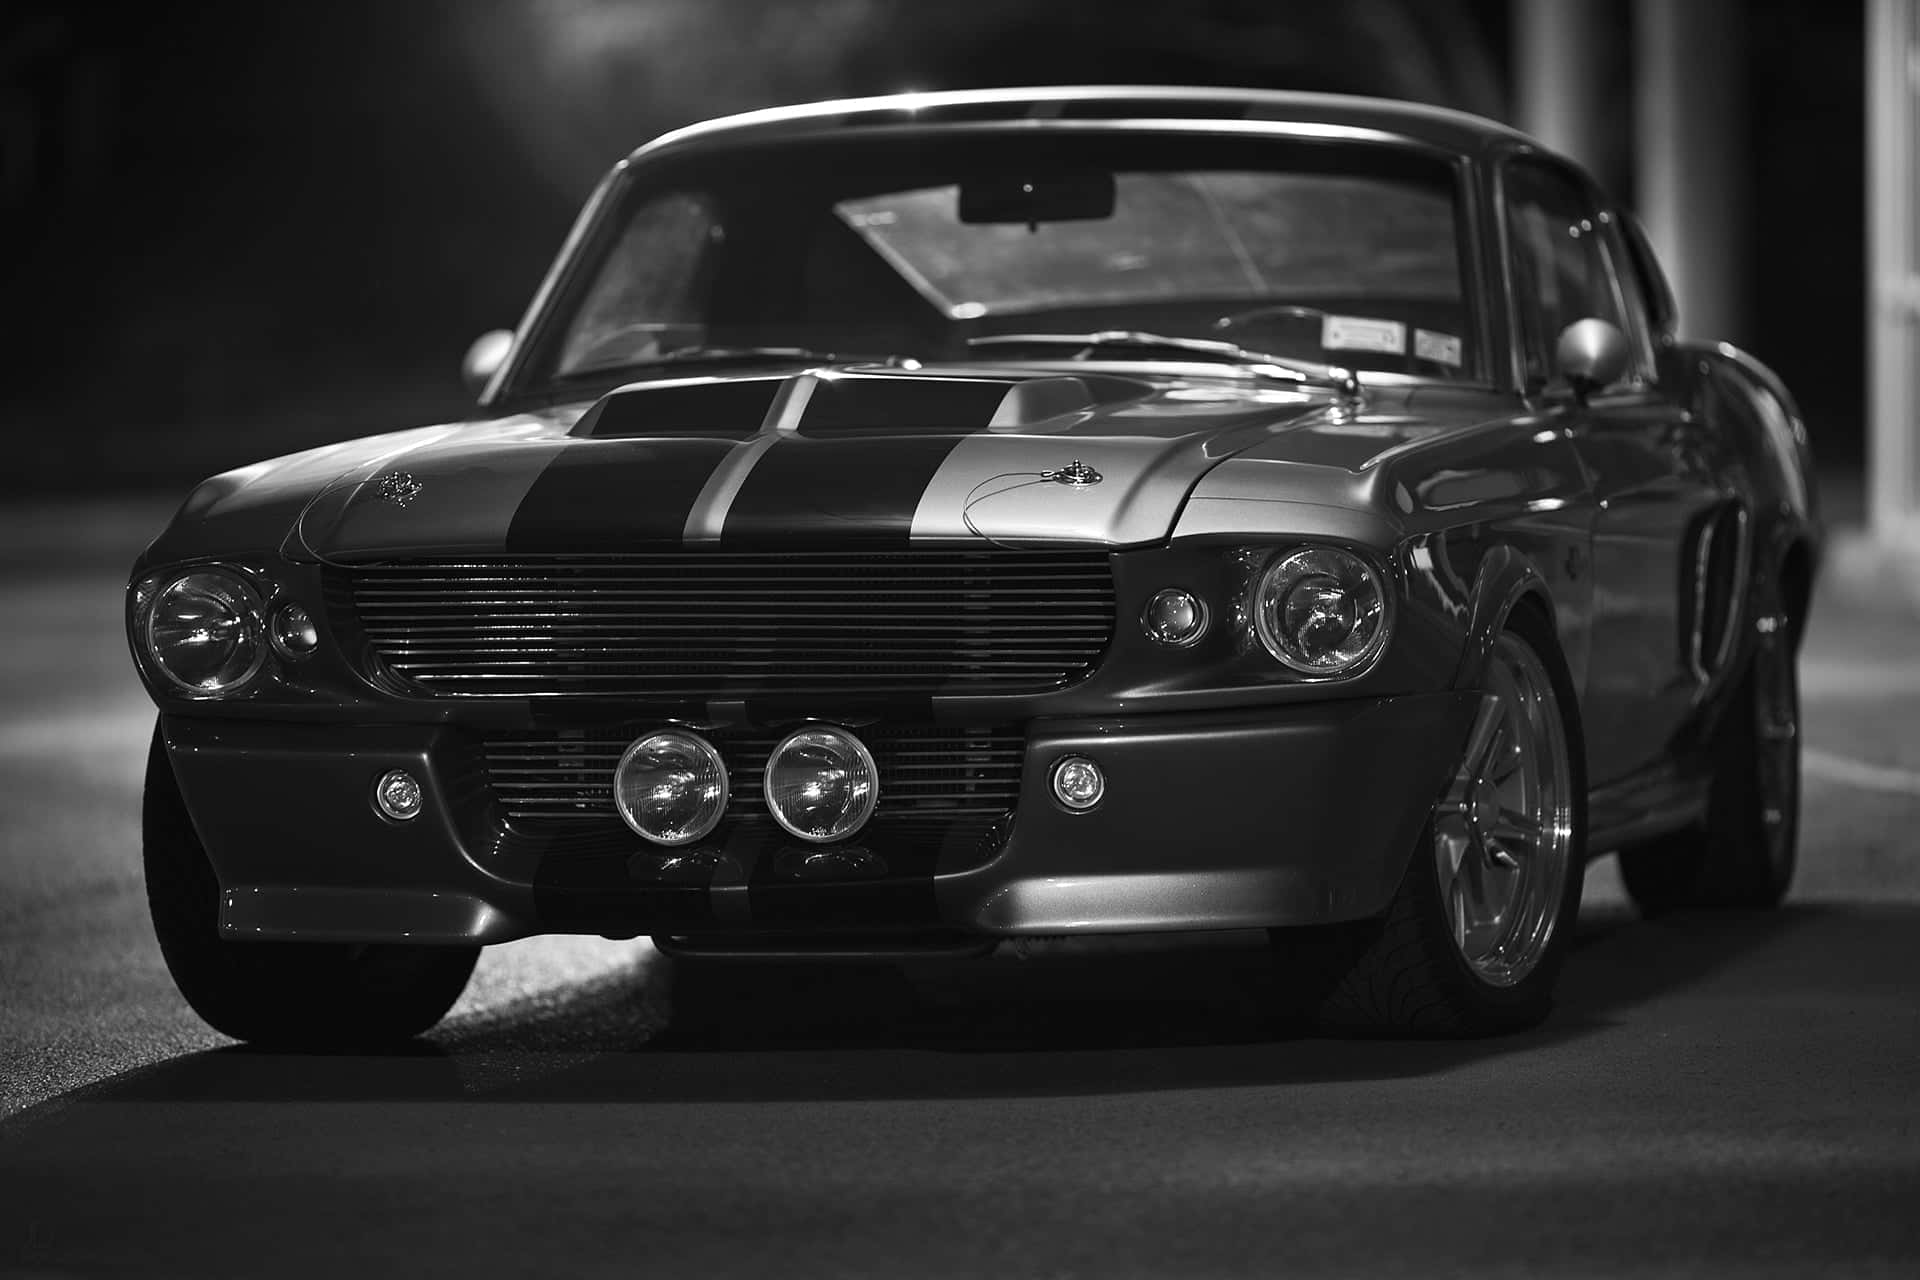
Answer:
(1804, 748, 1920, 795)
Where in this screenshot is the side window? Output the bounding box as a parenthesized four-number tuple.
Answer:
(1619, 212, 1678, 342)
(1601, 215, 1661, 381)
(1501, 160, 1626, 388)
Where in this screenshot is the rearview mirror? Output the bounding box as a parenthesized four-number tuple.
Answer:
(462, 329, 514, 396)
(958, 172, 1116, 226)
(1553, 319, 1629, 399)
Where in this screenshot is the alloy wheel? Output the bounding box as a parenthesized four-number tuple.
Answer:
(1432, 632, 1576, 988)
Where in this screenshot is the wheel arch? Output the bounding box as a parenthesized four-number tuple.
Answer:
(1450, 544, 1567, 694)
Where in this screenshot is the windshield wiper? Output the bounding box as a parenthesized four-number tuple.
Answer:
(966, 330, 1360, 398)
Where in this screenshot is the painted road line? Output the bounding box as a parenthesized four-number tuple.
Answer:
(1804, 748, 1920, 795)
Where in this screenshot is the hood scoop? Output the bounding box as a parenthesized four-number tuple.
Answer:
(573, 369, 1146, 439)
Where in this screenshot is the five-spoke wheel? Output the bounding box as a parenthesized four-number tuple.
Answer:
(1272, 605, 1586, 1036)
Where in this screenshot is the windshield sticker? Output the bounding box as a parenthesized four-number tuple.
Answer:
(1322, 314, 1407, 356)
(1415, 328, 1464, 367)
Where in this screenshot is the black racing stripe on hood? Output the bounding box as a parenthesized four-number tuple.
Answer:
(505, 439, 736, 551)
(716, 375, 1010, 545)
(718, 433, 968, 547)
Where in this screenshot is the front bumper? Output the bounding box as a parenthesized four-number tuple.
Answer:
(162, 692, 1476, 945)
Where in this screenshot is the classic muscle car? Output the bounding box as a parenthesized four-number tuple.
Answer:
(130, 87, 1817, 1046)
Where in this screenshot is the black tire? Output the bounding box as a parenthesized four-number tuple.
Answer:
(143, 724, 478, 1048)
(1271, 605, 1588, 1036)
(1618, 617, 1799, 914)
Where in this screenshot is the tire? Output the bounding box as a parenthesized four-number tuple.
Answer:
(1618, 613, 1799, 914)
(1271, 605, 1588, 1036)
(143, 724, 478, 1048)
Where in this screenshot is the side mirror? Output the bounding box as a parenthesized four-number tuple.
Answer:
(462, 329, 515, 396)
(1553, 318, 1629, 400)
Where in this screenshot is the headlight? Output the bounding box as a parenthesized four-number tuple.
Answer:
(1251, 546, 1391, 675)
(140, 568, 267, 696)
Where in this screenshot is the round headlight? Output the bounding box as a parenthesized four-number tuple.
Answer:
(613, 731, 729, 846)
(142, 569, 266, 696)
(763, 726, 878, 843)
(1252, 546, 1391, 675)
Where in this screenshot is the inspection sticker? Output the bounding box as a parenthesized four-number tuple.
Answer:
(1321, 314, 1406, 355)
(1414, 328, 1464, 367)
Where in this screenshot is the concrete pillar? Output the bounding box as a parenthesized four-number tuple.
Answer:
(1868, 0, 1920, 544)
(1634, 0, 1747, 345)
(1513, 0, 1611, 175)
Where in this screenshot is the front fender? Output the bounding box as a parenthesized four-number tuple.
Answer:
(1450, 544, 1567, 693)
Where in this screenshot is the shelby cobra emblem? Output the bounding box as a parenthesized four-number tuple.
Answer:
(127, 87, 1817, 1049)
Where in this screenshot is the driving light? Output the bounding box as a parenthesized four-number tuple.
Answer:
(1253, 546, 1390, 675)
(614, 731, 729, 846)
(763, 727, 878, 843)
(1142, 587, 1208, 646)
(1050, 755, 1105, 811)
(375, 769, 423, 821)
(270, 603, 319, 659)
(142, 568, 266, 696)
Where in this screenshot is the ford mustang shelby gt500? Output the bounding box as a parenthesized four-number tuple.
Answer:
(131, 87, 1816, 1045)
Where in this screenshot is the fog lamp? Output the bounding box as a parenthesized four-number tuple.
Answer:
(614, 731, 729, 846)
(1142, 587, 1208, 646)
(1050, 755, 1105, 811)
(763, 726, 878, 843)
(270, 603, 319, 659)
(375, 769, 423, 821)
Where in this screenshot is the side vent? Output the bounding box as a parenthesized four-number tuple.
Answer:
(1686, 502, 1749, 683)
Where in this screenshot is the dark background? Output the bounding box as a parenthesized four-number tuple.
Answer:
(0, 0, 1865, 494)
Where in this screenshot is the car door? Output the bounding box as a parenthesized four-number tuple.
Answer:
(1500, 157, 1723, 787)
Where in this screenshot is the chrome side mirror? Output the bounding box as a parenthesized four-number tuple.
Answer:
(1553, 318, 1629, 399)
(461, 329, 515, 396)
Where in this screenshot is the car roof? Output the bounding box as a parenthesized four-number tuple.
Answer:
(627, 85, 1537, 165)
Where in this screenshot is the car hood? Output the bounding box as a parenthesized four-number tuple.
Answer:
(144, 365, 1453, 565)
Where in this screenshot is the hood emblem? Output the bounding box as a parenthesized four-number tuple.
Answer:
(1048, 459, 1103, 487)
(374, 471, 424, 508)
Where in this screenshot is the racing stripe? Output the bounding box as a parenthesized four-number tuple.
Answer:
(681, 374, 817, 543)
(717, 376, 1014, 547)
(504, 437, 738, 551)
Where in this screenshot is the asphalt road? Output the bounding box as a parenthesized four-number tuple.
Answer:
(3, 497, 1918, 1277)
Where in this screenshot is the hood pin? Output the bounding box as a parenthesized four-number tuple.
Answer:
(1048, 460, 1102, 487)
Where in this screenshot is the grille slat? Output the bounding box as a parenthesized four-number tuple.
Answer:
(482, 725, 1025, 824)
(340, 552, 1114, 699)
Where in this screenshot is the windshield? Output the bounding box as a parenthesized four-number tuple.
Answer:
(517, 130, 1479, 395)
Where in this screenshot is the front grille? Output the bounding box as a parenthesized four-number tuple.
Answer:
(482, 724, 1025, 825)
(337, 552, 1114, 699)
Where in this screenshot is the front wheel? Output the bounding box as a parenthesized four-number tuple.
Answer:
(1272, 606, 1587, 1036)
(143, 726, 478, 1048)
